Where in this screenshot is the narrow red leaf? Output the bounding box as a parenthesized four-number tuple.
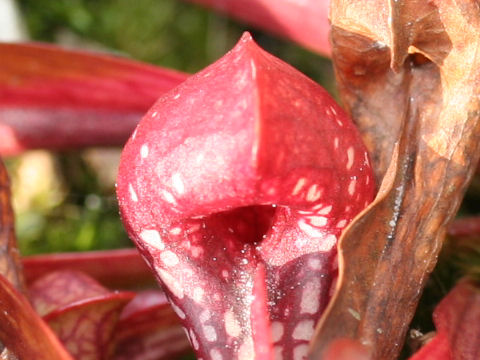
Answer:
(184, 0, 331, 56)
(0, 43, 188, 155)
(410, 281, 480, 360)
(0, 273, 73, 360)
(29, 270, 134, 360)
(117, 33, 374, 359)
(115, 290, 191, 360)
(22, 248, 155, 289)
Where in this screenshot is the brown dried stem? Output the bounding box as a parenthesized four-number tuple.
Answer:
(0, 160, 26, 359)
(0, 160, 24, 292)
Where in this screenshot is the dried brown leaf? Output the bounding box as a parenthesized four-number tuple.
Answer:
(309, 1, 480, 359)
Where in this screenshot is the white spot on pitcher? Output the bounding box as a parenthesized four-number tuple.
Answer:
(139, 229, 165, 250)
(157, 268, 184, 299)
(170, 302, 186, 319)
(238, 338, 255, 360)
(308, 258, 322, 270)
(140, 144, 149, 158)
(292, 320, 315, 340)
(306, 184, 322, 202)
(323, 234, 337, 250)
(172, 173, 185, 194)
(224, 309, 241, 337)
(293, 344, 309, 360)
(128, 184, 138, 202)
(271, 321, 284, 342)
(196, 153, 205, 164)
(308, 216, 328, 227)
(348, 178, 356, 196)
(169, 227, 182, 235)
(301, 280, 321, 314)
(189, 329, 199, 350)
(316, 205, 332, 215)
(334, 137, 339, 149)
(346, 146, 355, 169)
(203, 325, 217, 342)
(187, 223, 202, 233)
(161, 250, 179, 267)
(193, 287, 204, 303)
(250, 59, 257, 79)
(200, 309, 211, 323)
(162, 190, 176, 204)
(336, 219, 348, 228)
(292, 178, 306, 196)
(210, 349, 223, 360)
(274, 346, 284, 360)
(183, 268, 194, 277)
(191, 246, 204, 258)
(297, 219, 324, 238)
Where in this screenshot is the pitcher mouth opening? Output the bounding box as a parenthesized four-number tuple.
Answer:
(207, 204, 277, 244)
